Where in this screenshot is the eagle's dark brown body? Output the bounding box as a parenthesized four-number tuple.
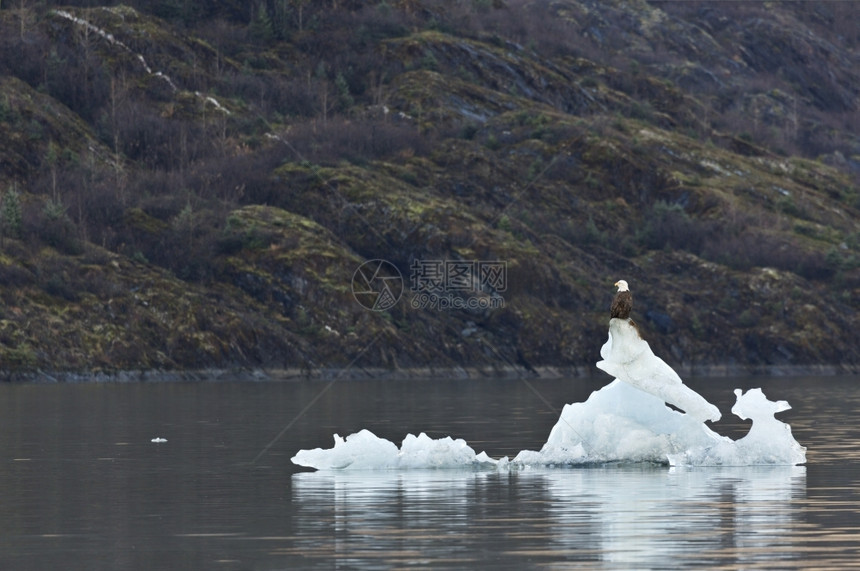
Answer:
(610, 290, 633, 320)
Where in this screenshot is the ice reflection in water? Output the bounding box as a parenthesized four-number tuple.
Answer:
(543, 467, 806, 568)
(291, 466, 806, 568)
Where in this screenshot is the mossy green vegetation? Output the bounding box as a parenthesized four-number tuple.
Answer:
(0, 1, 857, 377)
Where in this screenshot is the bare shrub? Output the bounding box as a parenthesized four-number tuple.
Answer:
(281, 116, 433, 165)
(639, 201, 715, 253)
(702, 228, 835, 279)
(0, 262, 34, 287)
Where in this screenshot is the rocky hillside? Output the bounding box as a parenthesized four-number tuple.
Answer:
(0, 1, 858, 379)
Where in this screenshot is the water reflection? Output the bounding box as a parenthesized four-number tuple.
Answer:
(542, 466, 806, 568)
(292, 466, 806, 568)
(2, 377, 856, 569)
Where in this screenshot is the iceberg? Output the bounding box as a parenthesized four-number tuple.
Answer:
(512, 379, 725, 465)
(597, 318, 720, 423)
(292, 319, 806, 470)
(292, 430, 499, 471)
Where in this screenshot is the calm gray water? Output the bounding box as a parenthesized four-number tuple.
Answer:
(0, 375, 857, 570)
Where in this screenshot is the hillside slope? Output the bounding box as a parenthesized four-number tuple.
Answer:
(0, 1, 858, 378)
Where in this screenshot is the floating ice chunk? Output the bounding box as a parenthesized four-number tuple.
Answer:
(151, 437, 167, 443)
(512, 380, 727, 466)
(292, 319, 806, 470)
(292, 430, 399, 470)
(669, 388, 807, 466)
(291, 430, 498, 471)
(399, 433, 494, 469)
(597, 318, 720, 423)
(292, 377, 805, 469)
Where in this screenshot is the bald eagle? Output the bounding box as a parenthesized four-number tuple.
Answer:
(611, 279, 633, 320)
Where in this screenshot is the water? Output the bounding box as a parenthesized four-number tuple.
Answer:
(0, 375, 857, 569)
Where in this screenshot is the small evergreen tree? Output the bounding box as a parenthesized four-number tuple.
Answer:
(249, 3, 274, 44)
(335, 72, 354, 111)
(1, 186, 22, 240)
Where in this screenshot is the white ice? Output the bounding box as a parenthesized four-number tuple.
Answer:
(596, 318, 720, 423)
(292, 319, 806, 470)
(292, 431, 499, 471)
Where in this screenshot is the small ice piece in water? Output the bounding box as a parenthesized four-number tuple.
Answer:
(151, 437, 167, 443)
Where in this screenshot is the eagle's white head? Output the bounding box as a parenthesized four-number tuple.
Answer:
(614, 280, 629, 292)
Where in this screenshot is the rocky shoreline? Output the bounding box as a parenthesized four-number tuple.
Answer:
(4, 363, 857, 384)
